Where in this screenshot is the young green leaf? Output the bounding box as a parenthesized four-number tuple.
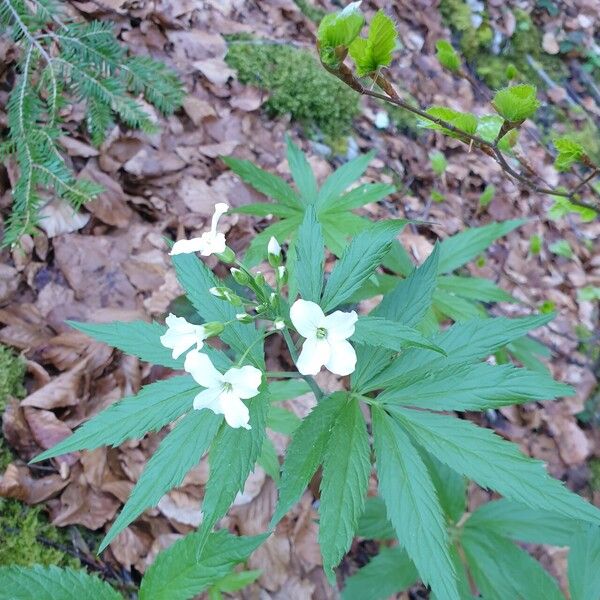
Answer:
(479, 183, 496, 207)
(267, 379, 311, 403)
(0, 565, 122, 600)
(267, 406, 302, 436)
(549, 239, 574, 258)
(435, 39, 461, 73)
(99, 409, 222, 552)
(357, 496, 395, 540)
(429, 150, 448, 176)
(139, 530, 267, 600)
(548, 197, 597, 223)
(422, 106, 478, 138)
(492, 84, 540, 123)
(317, 3, 365, 67)
(341, 547, 418, 600)
(461, 528, 564, 600)
(321, 182, 395, 214)
(286, 135, 317, 205)
(321, 219, 406, 312)
(568, 525, 600, 600)
(319, 396, 370, 579)
(209, 569, 261, 594)
(392, 407, 600, 525)
(31, 375, 197, 463)
(437, 275, 515, 303)
(271, 393, 345, 526)
(553, 137, 586, 172)
(348, 10, 397, 76)
(372, 406, 458, 600)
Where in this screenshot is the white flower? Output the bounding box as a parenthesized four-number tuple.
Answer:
(268, 236, 281, 257)
(184, 350, 262, 429)
(170, 202, 229, 256)
(289, 299, 358, 376)
(160, 313, 207, 359)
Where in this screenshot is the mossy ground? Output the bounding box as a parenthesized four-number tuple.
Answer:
(293, 0, 325, 23)
(225, 41, 360, 137)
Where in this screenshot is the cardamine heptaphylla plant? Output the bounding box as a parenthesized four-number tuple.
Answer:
(0, 0, 184, 246)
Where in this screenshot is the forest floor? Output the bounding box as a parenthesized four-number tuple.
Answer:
(0, 0, 599, 598)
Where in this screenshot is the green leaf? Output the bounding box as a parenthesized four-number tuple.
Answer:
(433, 288, 486, 321)
(267, 379, 311, 403)
(322, 182, 395, 213)
(171, 251, 263, 367)
(210, 569, 261, 594)
(319, 396, 370, 579)
(267, 406, 301, 435)
(422, 106, 478, 138)
(222, 156, 299, 207)
(476, 114, 515, 151)
(317, 151, 375, 210)
(244, 216, 302, 267)
(233, 203, 300, 218)
(99, 409, 221, 551)
(352, 316, 446, 354)
(348, 10, 397, 76)
(271, 394, 345, 526)
(357, 496, 395, 540)
(437, 219, 524, 273)
(479, 183, 496, 207)
(437, 274, 515, 303)
(553, 136, 586, 172)
(257, 437, 280, 481)
(286, 135, 317, 205)
(429, 150, 448, 175)
(371, 406, 458, 600)
(68, 319, 182, 369)
(0, 565, 123, 600)
(289, 206, 324, 302)
(568, 525, 600, 600)
(31, 375, 197, 463)
(466, 499, 587, 546)
(461, 528, 564, 600)
(317, 3, 365, 67)
(378, 362, 572, 410)
(392, 407, 600, 525)
(549, 197, 597, 223)
(549, 239, 574, 258)
(341, 547, 418, 600)
(139, 530, 267, 600)
(201, 389, 269, 530)
(382, 240, 414, 277)
(435, 39, 461, 72)
(321, 220, 406, 312)
(492, 84, 540, 123)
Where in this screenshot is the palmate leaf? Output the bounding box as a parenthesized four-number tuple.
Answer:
(461, 528, 564, 600)
(356, 497, 395, 540)
(321, 182, 395, 213)
(319, 396, 370, 579)
(99, 409, 222, 552)
(371, 406, 459, 600)
(31, 375, 198, 463)
(0, 565, 122, 600)
(341, 547, 418, 600)
(437, 274, 515, 303)
(377, 362, 572, 410)
(286, 135, 317, 205)
(568, 525, 600, 600)
(391, 407, 600, 525)
(138, 529, 267, 600)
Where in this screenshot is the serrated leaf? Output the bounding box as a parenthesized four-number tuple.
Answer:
(437, 275, 515, 303)
(553, 136, 586, 172)
(461, 528, 564, 600)
(321, 219, 406, 312)
(289, 206, 324, 302)
(466, 499, 587, 546)
(322, 182, 395, 213)
(435, 39, 461, 72)
(257, 437, 280, 481)
(492, 84, 540, 123)
(233, 203, 300, 218)
(352, 316, 446, 354)
(0, 565, 123, 600)
(371, 406, 458, 600)
(341, 547, 418, 600)
(271, 393, 345, 526)
(317, 151, 375, 210)
(319, 396, 370, 578)
(378, 362, 572, 410)
(317, 3, 365, 66)
(392, 407, 600, 525)
(568, 525, 600, 600)
(433, 288, 486, 321)
(348, 11, 397, 76)
(286, 135, 317, 205)
(437, 219, 524, 273)
(99, 409, 221, 551)
(201, 389, 270, 530)
(68, 319, 182, 369)
(32, 375, 197, 463)
(267, 379, 311, 402)
(139, 529, 267, 600)
(267, 405, 301, 435)
(549, 197, 597, 223)
(422, 106, 478, 138)
(210, 569, 261, 593)
(476, 114, 515, 152)
(357, 496, 395, 540)
(222, 156, 299, 207)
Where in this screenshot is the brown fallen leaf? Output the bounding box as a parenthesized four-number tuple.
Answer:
(23, 407, 74, 454)
(182, 95, 217, 125)
(194, 58, 236, 85)
(0, 462, 69, 503)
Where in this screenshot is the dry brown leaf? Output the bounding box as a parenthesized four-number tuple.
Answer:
(0, 462, 69, 503)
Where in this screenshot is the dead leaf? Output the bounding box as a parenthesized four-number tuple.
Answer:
(194, 58, 235, 85)
(182, 96, 217, 125)
(0, 462, 69, 503)
(38, 200, 90, 238)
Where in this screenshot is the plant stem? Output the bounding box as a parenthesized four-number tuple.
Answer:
(282, 328, 324, 400)
(265, 371, 304, 378)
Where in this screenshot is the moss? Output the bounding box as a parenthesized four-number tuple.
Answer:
(225, 41, 360, 136)
(589, 458, 600, 491)
(293, 0, 326, 23)
(0, 344, 26, 411)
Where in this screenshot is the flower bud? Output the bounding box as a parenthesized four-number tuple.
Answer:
(203, 321, 225, 337)
(235, 313, 254, 324)
(254, 272, 266, 287)
(274, 318, 285, 330)
(230, 267, 250, 286)
(216, 246, 236, 264)
(267, 236, 282, 267)
(209, 286, 243, 306)
(255, 303, 268, 314)
(277, 265, 287, 284)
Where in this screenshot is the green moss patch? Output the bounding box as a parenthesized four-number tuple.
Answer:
(0, 345, 25, 411)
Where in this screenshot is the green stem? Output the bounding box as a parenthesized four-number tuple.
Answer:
(236, 330, 277, 368)
(282, 328, 323, 400)
(265, 371, 304, 379)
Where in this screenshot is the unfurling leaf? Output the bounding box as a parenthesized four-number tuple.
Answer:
(348, 10, 397, 76)
(492, 84, 540, 124)
(421, 106, 478, 139)
(317, 2, 365, 67)
(435, 40, 461, 73)
(553, 136, 586, 172)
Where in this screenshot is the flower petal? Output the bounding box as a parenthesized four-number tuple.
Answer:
(223, 365, 262, 399)
(219, 388, 251, 429)
(290, 299, 325, 338)
(210, 203, 229, 235)
(200, 232, 226, 256)
(192, 386, 223, 412)
(296, 337, 330, 376)
(325, 339, 357, 376)
(323, 310, 358, 341)
(184, 350, 223, 388)
(170, 237, 207, 256)
(160, 329, 198, 359)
